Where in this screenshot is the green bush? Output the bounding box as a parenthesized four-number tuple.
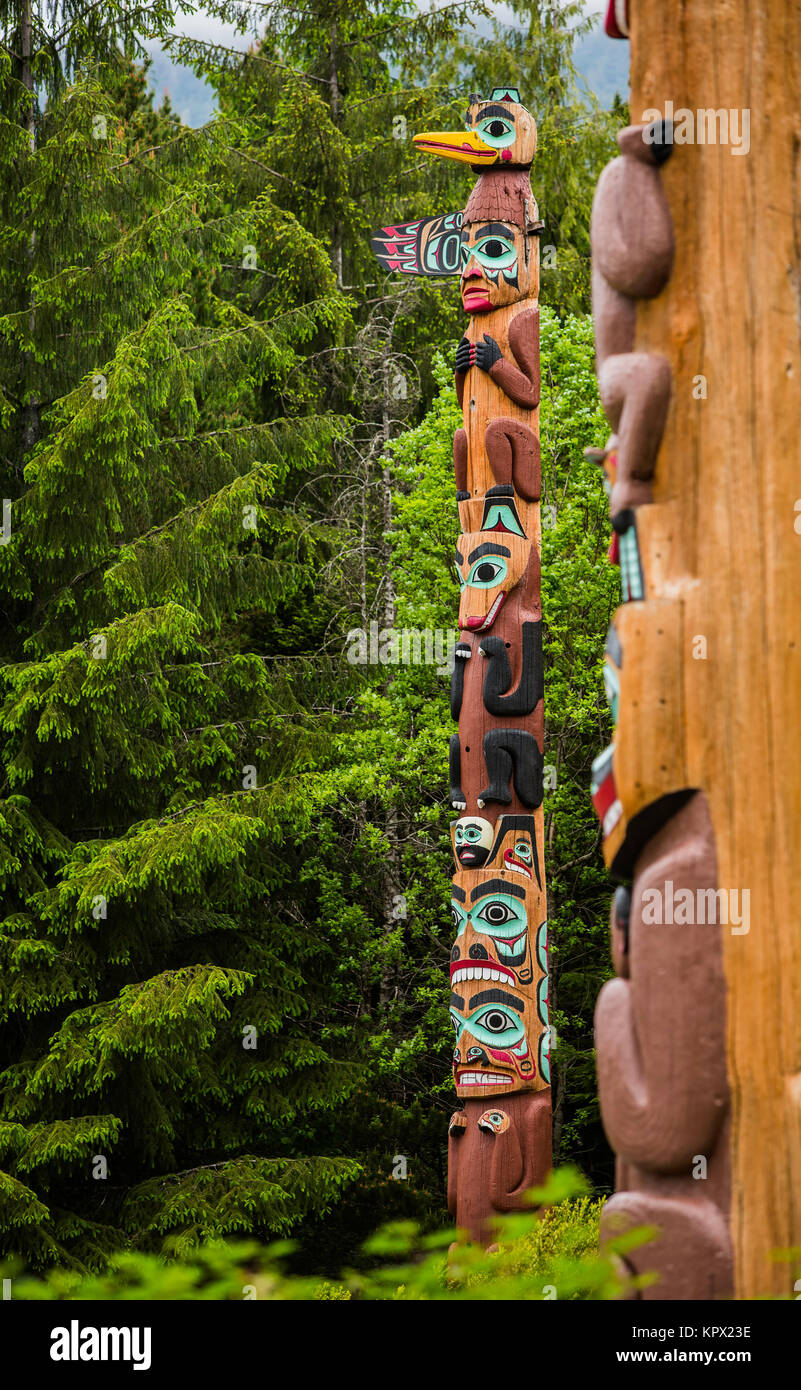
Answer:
(1, 1168, 654, 1301)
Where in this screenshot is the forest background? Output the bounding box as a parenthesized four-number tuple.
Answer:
(0, 0, 625, 1276)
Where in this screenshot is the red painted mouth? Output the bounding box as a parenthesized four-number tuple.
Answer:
(465, 592, 505, 631)
(503, 849, 532, 878)
(450, 958, 516, 986)
(462, 290, 493, 313)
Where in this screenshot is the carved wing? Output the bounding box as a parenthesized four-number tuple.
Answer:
(370, 211, 463, 277)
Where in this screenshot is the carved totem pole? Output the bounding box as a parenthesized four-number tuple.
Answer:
(372, 90, 551, 1243)
(590, 0, 801, 1299)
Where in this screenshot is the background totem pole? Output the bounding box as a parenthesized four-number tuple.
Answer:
(372, 90, 551, 1243)
(590, 0, 801, 1299)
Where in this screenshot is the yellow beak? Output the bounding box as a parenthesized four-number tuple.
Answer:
(412, 129, 498, 164)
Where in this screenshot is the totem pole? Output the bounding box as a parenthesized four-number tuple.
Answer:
(372, 90, 551, 1244)
(590, 0, 801, 1299)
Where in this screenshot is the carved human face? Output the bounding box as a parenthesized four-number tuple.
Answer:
(460, 220, 535, 312)
(451, 815, 494, 868)
(455, 531, 532, 631)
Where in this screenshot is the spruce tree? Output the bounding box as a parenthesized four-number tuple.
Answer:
(0, 2, 363, 1268)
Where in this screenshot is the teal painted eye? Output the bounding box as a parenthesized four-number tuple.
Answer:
(514, 840, 532, 862)
(473, 236, 517, 271)
(460, 825, 481, 844)
(451, 900, 467, 936)
(454, 562, 466, 588)
(469, 1006, 525, 1049)
(472, 894, 526, 939)
(476, 116, 515, 148)
(467, 557, 507, 588)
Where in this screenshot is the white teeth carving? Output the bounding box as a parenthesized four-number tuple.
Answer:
(452, 966, 512, 985)
(458, 1072, 512, 1087)
(452, 966, 511, 984)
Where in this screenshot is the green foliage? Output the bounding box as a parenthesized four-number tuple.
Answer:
(0, 0, 623, 1276)
(1, 1168, 655, 1299)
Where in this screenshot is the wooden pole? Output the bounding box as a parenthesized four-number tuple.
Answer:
(372, 89, 552, 1244)
(592, 0, 801, 1300)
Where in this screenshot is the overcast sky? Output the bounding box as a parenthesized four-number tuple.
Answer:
(144, 2, 622, 127)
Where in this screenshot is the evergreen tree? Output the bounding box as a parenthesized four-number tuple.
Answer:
(0, 3, 363, 1267)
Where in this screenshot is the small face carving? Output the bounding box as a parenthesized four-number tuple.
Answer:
(455, 531, 532, 631)
(478, 1108, 510, 1134)
(451, 815, 494, 869)
(460, 221, 535, 313)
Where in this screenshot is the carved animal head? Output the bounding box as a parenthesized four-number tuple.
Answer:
(414, 88, 537, 169)
(455, 531, 532, 631)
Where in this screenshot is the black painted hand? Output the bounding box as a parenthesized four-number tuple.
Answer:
(474, 333, 502, 371)
(454, 336, 471, 374)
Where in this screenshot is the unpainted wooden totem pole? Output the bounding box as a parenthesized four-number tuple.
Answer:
(373, 90, 551, 1243)
(590, 0, 801, 1299)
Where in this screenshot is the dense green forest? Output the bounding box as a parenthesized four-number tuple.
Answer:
(0, 0, 625, 1276)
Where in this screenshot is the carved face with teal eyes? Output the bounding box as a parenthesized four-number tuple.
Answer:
(455, 530, 531, 631)
(460, 221, 533, 311)
(450, 984, 533, 1093)
(465, 91, 537, 167)
(451, 815, 494, 869)
(450, 877, 532, 987)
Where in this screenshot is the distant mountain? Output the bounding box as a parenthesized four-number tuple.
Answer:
(574, 24, 629, 107)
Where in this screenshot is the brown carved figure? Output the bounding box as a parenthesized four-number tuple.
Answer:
(447, 1092, 551, 1245)
(595, 794, 732, 1299)
(590, 122, 673, 524)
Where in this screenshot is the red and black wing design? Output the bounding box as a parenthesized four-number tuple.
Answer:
(370, 210, 463, 277)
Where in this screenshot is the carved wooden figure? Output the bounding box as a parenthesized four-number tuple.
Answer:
(373, 88, 551, 1244)
(590, 1, 801, 1300)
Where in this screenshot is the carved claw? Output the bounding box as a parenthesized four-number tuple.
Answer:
(449, 1112, 468, 1138)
